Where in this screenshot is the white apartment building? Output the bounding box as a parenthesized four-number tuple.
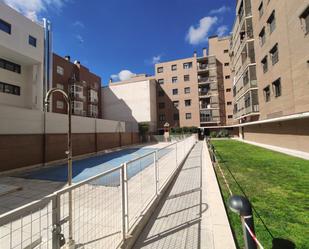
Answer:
(0, 3, 44, 110)
(102, 75, 157, 132)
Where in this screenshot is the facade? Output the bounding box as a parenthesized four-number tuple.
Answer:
(0, 3, 44, 110)
(101, 74, 157, 132)
(209, 36, 234, 125)
(52, 54, 102, 118)
(230, 0, 259, 124)
(155, 48, 229, 130)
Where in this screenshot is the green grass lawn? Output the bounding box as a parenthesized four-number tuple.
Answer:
(211, 139, 309, 249)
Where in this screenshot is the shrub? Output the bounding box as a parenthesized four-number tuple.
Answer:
(218, 129, 229, 138)
(210, 131, 217, 138)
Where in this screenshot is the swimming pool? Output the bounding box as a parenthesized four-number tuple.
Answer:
(20, 146, 171, 185)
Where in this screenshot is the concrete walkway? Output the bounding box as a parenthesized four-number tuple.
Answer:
(133, 141, 236, 249)
(234, 138, 309, 160)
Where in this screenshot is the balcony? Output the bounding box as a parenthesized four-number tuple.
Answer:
(197, 64, 216, 72)
(88, 97, 98, 104)
(200, 116, 220, 123)
(234, 104, 259, 119)
(198, 77, 216, 84)
(71, 92, 85, 102)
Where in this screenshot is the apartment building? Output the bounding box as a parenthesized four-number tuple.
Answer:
(230, 0, 259, 124)
(0, 3, 44, 110)
(209, 36, 234, 126)
(102, 74, 157, 132)
(155, 49, 227, 130)
(52, 53, 102, 118)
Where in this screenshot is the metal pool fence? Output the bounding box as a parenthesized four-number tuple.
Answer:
(0, 135, 197, 249)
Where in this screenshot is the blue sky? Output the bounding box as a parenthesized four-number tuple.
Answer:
(3, 0, 235, 85)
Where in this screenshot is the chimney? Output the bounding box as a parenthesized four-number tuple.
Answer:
(193, 51, 197, 58)
(203, 48, 207, 57)
(65, 55, 70, 61)
(74, 60, 81, 68)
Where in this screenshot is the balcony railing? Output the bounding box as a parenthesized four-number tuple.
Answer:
(198, 77, 216, 84)
(200, 116, 220, 123)
(200, 103, 219, 109)
(234, 104, 259, 119)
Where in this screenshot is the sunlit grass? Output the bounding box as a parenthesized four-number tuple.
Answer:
(211, 139, 309, 249)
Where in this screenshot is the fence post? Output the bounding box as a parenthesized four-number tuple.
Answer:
(154, 151, 159, 195)
(121, 163, 129, 242)
(228, 195, 257, 249)
(52, 195, 61, 249)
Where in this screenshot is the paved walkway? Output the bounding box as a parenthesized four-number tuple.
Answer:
(133, 141, 236, 249)
(234, 138, 309, 160)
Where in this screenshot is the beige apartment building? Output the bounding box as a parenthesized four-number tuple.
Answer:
(230, 0, 309, 153)
(154, 48, 230, 131)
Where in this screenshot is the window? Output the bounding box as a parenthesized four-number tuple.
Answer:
(185, 113, 192, 119)
(0, 81, 20, 95)
(28, 35, 37, 47)
(272, 78, 281, 97)
(264, 86, 271, 102)
(157, 67, 163, 73)
(56, 100, 64, 109)
(0, 19, 11, 34)
(225, 75, 231, 79)
(261, 56, 268, 73)
(57, 66, 64, 75)
(228, 115, 233, 119)
(171, 64, 177, 71)
(183, 62, 192, 69)
(259, 27, 266, 46)
(270, 44, 279, 65)
(172, 89, 178, 95)
(159, 114, 165, 121)
(173, 113, 179, 121)
(258, 2, 263, 18)
(184, 87, 190, 94)
(227, 101, 232, 105)
(185, 99, 191, 106)
(224, 63, 229, 66)
(226, 88, 231, 92)
(224, 49, 229, 53)
(158, 102, 165, 109)
(158, 79, 164, 84)
(172, 77, 178, 83)
(300, 6, 309, 34)
(158, 90, 165, 97)
(184, 75, 190, 81)
(173, 101, 179, 108)
(0, 58, 21, 74)
(56, 83, 64, 90)
(267, 11, 276, 34)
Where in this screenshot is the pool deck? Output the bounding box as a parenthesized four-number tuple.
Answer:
(133, 141, 236, 249)
(0, 142, 171, 215)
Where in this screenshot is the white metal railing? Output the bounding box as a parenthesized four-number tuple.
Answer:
(0, 135, 197, 249)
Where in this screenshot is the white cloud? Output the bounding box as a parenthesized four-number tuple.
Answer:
(73, 20, 84, 28)
(1, 0, 67, 22)
(186, 16, 218, 45)
(152, 55, 161, 64)
(111, 70, 136, 82)
(75, 34, 84, 44)
(209, 6, 231, 15)
(217, 25, 229, 36)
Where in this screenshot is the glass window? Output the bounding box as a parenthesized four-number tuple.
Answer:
(158, 79, 164, 84)
(258, 2, 263, 18)
(272, 78, 281, 97)
(267, 11, 276, 34)
(158, 102, 165, 109)
(29, 35, 37, 47)
(172, 89, 178, 95)
(56, 101, 64, 109)
(0, 58, 21, 74)
(264, 86, 271, 102)
(227, 101, 232, 105)
(0, 19, 11, 34)
(228, 115, 233, 119)
(261, 56, 268, 73)
(171, 64, 177, 71)
(226, 88, 231, 92)
(185, 113, 192, 119)
(225, 75, 230, 79)
(159, 114, 165, 121)
(173, 101, 179, 108)
(172, 77, 178, 83)
(184, 87, 190, 94)
(183, 62, 192, 69)
(57, 66, 64, 75)
(300, 6, 309, 34)
(0, 81, 20, 95)
(173, 113, 179, 121)
(270, 44, 279, 65)
(185, 99, 191, 106)
(184, 75, 190, 81)
(259, 27, 266, 46)
(157, 67, 163, 73)
(56, 83, 64, 90)
(224, 49, 229, 53)
(224, 63, 229, 66)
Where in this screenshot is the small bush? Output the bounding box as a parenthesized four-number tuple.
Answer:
(210, 131, 217, 138)
(218, 129, 229, 138)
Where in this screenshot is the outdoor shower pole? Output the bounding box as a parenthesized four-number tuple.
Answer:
(45, 88, 74, 248)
